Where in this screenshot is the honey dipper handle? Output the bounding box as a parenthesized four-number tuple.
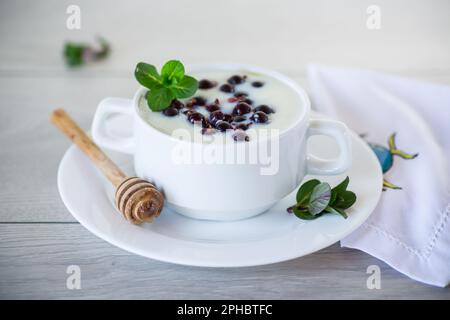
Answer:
(51, 108, 127, 187)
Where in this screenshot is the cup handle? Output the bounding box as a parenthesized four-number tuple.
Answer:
(91, 97, 135, 154)
(306, 119, 352, 175)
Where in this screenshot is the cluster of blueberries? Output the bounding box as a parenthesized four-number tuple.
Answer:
(160, 75, 275, 142)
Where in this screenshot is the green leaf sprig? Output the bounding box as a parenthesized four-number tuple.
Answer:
(63, 37, 110, 67)
(134, 60, 198, 111)
(287, 176, 356, 220)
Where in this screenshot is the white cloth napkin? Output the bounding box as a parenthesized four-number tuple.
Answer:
(307, 65, 450, 287)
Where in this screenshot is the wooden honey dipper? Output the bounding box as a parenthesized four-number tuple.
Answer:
(51, 109, 164, 225)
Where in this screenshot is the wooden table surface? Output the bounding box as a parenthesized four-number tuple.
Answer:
(1, 0, 449, 299)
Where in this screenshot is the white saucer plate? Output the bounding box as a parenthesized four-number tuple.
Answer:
(57, 115, 383, 267)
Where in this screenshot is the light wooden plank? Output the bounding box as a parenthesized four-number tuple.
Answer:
(0, 0, 450, 74)
(0, 77, 136, 222)
(0, 224, 448, 299)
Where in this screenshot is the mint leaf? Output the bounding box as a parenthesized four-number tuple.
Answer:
(293, 206, 322, 220)
(335, 191, 356, 209)
(332, 176, 349, 194)
(169, 75, 198, 98)
(161, 60, 185, 82)
(325, 206, 348, 219)
(134, 60, 198, 111)
(288, 177, 356, 221)
(296, 179, 320, 205)
(329, 189, 338, 207)
(64, 38, 110, 67)
(135, 62, 162, 89)
(64, 43, 84, 66)
(147, 85, 175, 111)
(308, 183, 331, 215)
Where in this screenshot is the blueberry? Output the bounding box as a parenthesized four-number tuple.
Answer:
(215, 120, 232, 132)
(202, 119, 213, 128)
(223, 114, 233, 122)
(170, 99, 184, 109)
(187, 112, 205, 124)
(186, 96, 207, 108)
(254, 104, 275, 114)
(198, 79, 217, 90)
(205, 99, 221, 112)
(242, 98, 253, 105)
(227, 75, 246, 85)
(250, 111, 269, 124)
(232, 115, 247, 123)
(185, 99, 197, 108)
(193, 96, 207, 106)
(201, 127, 216, 135)
(232, 130, 250, 142)
(234, 91, 248, 98)
(220, 83, 235, 93)
(162, 107, 179, 117)
(251, 81, 264, 88)
(209, 110, 225, 125)
(234, 123, 251, 131)
(227, 96, 240, 103)
(232, 102, 252, 116)
(206, 104, 220, 112)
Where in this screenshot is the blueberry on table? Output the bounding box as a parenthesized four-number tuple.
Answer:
(198, 79, 217, 90)
(232, 102, 252, 116)
(251, 81, 264, 88)
(220, 83, 235, 93)
(227, 75, 246, 85)
(250, 111, 269, 124)
(215, 120, 232, 132)
(254, 104, 275, 114)
(162, 107, 179, 117)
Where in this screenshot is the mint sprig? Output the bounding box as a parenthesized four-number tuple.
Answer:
(63, 37, 110, 67)
(134, 60, 198, 111)
(287, 176, 357, 220)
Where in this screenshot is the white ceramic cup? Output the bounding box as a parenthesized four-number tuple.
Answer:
(92, 64, 351, 221)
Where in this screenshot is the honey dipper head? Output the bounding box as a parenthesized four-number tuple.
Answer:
(115, 177, 164, 225)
